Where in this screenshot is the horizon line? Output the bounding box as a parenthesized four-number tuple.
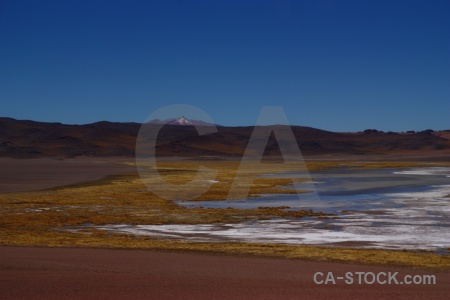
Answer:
(1, 116, 448, 134)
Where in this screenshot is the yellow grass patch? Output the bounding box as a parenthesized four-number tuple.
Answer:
(1, 159, 449, 269)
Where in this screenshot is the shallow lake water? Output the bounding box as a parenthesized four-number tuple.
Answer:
(70, 167, 450, 252)
(180, 167, 450, 213)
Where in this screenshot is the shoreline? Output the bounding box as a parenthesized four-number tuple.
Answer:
(1, 157, 449, 270)
(1, 154, 449, 192)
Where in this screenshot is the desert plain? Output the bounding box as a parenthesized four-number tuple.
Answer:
(1, 119, 450, 298)
(1, 152, 450, 299)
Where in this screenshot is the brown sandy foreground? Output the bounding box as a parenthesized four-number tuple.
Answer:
(0, 247, 449, 300)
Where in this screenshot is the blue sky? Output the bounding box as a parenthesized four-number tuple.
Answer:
(1, 0, 449, 131)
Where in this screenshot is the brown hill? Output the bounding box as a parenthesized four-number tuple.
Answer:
(0, 117, 449, 158)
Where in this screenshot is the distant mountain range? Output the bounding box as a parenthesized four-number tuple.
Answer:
(0, 117, 449, 158)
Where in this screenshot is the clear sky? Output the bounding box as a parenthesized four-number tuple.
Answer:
(1, 0, 449, 132)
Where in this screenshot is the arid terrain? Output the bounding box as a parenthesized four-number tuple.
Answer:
(1, 117, 449, 158)
(1, 118, 450, 298)
(2, 246, 449, 300)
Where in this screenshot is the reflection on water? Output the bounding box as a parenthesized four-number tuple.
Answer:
(180, 167, 450, 213)
(177, 167, 450, 252)
(71, 167, 450, 252)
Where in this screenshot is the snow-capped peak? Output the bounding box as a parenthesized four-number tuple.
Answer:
(171, 117, 192, 125)
(148, 116, 215, 126)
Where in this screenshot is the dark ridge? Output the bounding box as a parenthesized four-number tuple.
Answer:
(0, 117, 449, 158)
